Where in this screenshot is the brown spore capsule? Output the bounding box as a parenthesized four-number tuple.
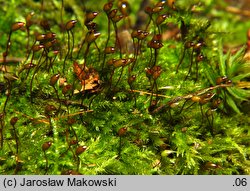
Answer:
(156, 14, 168, 26)
(67, 118, 76, 125)
(62, 84, 72, 95)
(86, 31, 101, 44)
(137, 31, 149, 40)
(131, 29, 142, 38)
(118, 0, 131, 16)
(128, 75, 136, 84)
(36, 34, 46, 41)
(85, 12, 98, 23)
(118, 127, 127, 136)
(85, 21, 97, 30)
(45, 32, 56, 40)
(156, 0, 167, 7)
(107, 58, 117, 65)
(32, 44, 44, 52)
(111, 15, 124, 23)
(216, 76, 228, 85)
(45, 104, 57, 115)
(152, 65, 162, 79)
(69, 139, 78, 145)
(10, 117, 19, 126)
(25, 12, 35, 28)
(147, 40, 163, 49)
(103, 2, 113, 13)
(113, 59, 127, 67)
(42, 141, 52, 151)
(11, 22, 25, 31)
(105, 47, 116, 54)
(40, 19, 50, 31)
(152, 6, 164, 13)
(50, 74, 60, 86)
(76, 146, 87, 155)
(24, 63, 36, 69)
(145, 6, 153, 15)
(65, 20, 77, 31)
(108, 9, 118, 19)
(196, 54, 204, 62)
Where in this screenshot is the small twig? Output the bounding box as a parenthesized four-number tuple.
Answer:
(0, 57, 23, 64)
(226, 6, 250, 17)
(130, 89, 171, 98)
(13, 110, 93, 125)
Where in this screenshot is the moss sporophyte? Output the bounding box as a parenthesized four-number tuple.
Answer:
(0, 0, 249, 175)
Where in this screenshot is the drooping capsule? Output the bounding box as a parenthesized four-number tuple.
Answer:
(118, 127, 127, 136)
(23, 63, 36, 69)
(113, 59, 127, 67)
(199, 92, 215, 104)
(216, 76, 229, 85)
(111, 15, 124, 23)
(107, 58, 117, 65)
(103, 2, 113, 13)
(108, 9, 118, 19)
(42, 141, 52, 151)
(144, 6, 153, 15)
(104, 47, 116, 54)
(152, 6, 164, 13)
(85, 21, 97, 30)
(128, 75, 136, 84)
(44, 104, 57, 115)
(40, 19, 50, 31)
(196, 54, 204, 62)
(11, 22, 25, 32)
(32, 44, 44, 52)
(118, 0, 131, 16)
(156, 14, 168, 26)
(131, 29, 142, 38)
(185, 41, 195, 48)
(204, 162, 221, 169)
(69, 139, 78, 145)
(194, 41, 204, 50)
(152, 65, 162, 79)
(65, 20, 77, 31)
(85, 12, 98, 23)
(147, 39, 163, 49)
(167, 0, 176, 9)
(85, 31, 101, 44)
(156, 0, 167, 7)
(62, 84, 72, 95)
(138, 31, 149, 40)
(45, 32, 56, 40)
(75, 146, 87, 155)
(10, 117, 19, 126)
(25, 12, 35, 28)
(47, 50, 59, 58)
(36, 34, 46, 42)
(44, 39, 57, 49)
(145, 67, 153, 77)
(67, 118, 76, 125)
(50, 74, 60, 86)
